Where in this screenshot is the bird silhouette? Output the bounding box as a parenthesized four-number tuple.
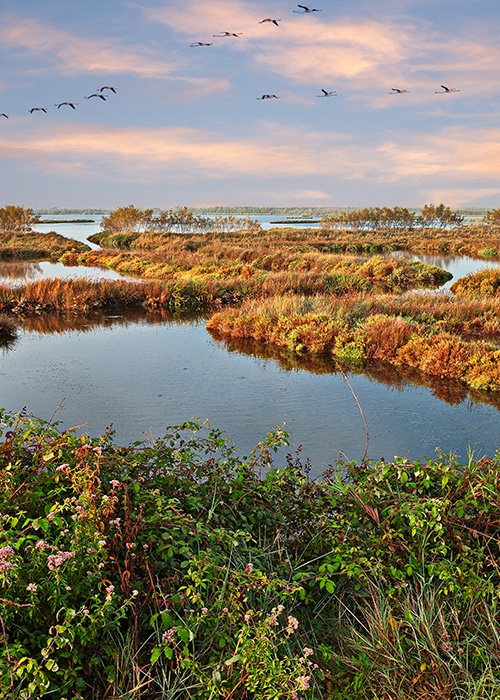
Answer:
(259, 18, 281, 26)
(29, 107, 47, 113)
(257, 94, 280, 100)
(390, 88, 410, 94)
(55, 102, 78, 109)
(317, 89, 336, 97)
(190, 42, 213, 46)
(0, 113, 8, 119)
(85, 93, 107, 100)
(434, 85, 460, 93)
(213, 31, 242, 37)
(293, 5, 322, 12)
(99, 86, 117, 94)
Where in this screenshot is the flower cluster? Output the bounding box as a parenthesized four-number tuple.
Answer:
(47, 550, 76, 571)
(0, 545, 14, 572)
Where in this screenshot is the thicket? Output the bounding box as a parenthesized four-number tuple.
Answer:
(320, 204, 464, 231)
(101, 206, 261, 235)
(1, 409, 500, 699)
(0, 206, 39, 233)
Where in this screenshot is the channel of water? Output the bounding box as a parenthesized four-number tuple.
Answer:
(0, 216, 499, 475)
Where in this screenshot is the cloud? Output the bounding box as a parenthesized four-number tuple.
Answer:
(143, 0, 500, 103)
(2, 123, 500, 189)
(0, 17, 179, 79)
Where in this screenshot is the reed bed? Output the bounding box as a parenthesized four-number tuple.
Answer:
(207, 292, 500, 391)
(0, 230, 89, 259)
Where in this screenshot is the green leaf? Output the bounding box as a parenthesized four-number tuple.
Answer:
(150, 647, 161, 664)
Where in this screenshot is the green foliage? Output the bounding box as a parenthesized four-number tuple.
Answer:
(1, 408, 500, 698)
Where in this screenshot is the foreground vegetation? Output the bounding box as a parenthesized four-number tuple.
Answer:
(1, 409, 500, 699)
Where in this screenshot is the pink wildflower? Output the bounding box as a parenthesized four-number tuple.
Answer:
(296, 676, 311, 690)
(286, 616, 299, 634)
(26, 583, 38, 593)
(47, 551, 75, 571)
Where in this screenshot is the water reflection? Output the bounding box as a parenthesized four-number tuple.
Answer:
(0, 260, 133, 286)
(208, 329, 500, 412)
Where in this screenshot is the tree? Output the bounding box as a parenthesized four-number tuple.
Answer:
(484, 208, 500, 225)
(418, 203, 464, 228)
(0, 205, 39, 232)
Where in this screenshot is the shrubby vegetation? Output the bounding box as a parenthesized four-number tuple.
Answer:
(0, 206, 39, 233)
(320, 204, 464, 231)
(101, 206, 261, 235)
(1, 409, 500, 699)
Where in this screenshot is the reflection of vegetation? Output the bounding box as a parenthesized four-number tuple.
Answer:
(0, 314, 17, 348)
(208, 325, 500, 411)
(207, 292, 500, 392)
(0, 260, 42, 280)
(3, 409, 500, 698)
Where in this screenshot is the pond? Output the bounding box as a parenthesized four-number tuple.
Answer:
(1, 221, 499, 474)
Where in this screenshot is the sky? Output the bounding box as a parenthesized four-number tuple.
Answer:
(0, 0, 499, 210)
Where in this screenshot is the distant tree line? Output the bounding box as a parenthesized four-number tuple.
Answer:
(100, 205, 262, 234)
(320, 204, 465, 230)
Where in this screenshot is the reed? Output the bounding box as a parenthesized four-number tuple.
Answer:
(0, 230, 89, 259)
(207, 293, 500, 391)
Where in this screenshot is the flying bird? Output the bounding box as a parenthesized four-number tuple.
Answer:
(435, 85, 460, 93)
(99, 86, 117, 93)
(55, 102, 78, 109)
(190, 42, 213, 46)
(293, 5, 322, 12)
(259, 18, 281, 26)
(213, 31, 242, 37)
(85, 93, 107, 100)
(257, 94, 280, 100)
(0, 114, 8, 119)
(317, 89, 336, 97)
(390, 88, 410, 94)
(29, 107, 47, 113)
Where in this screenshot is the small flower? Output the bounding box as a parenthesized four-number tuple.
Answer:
(244, 611, 253, 623)
(26, 583, 38, 593)
(286, 616, 299, 634)
(47, 551, 75, 571)
(110, 479, 121, 488)
(440, 641, 453, 653)
(162, 628, 175, 644)
(244, 562, 253, 573)
(0, 560, 13, 572)
(105, 584, 115, 595)
(87, 547, 95, 554)
(302, 647, 313, 657)
(82, 609, 90, 616)
(201, 607, 208, 614)
(98, 540, 106, 548)
(111, 518, 121, 526)
(0, 545, 14, 560)
(296, 676, 311, 691)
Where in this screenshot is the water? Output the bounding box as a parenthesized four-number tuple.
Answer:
(2, 316, 499, 474)
(1, 218, 499, 473)
(0, 260, 133, 285)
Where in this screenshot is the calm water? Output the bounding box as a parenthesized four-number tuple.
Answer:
(1, 219, 499, 474)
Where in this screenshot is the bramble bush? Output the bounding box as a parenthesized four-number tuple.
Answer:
(1, 408, 500, 698)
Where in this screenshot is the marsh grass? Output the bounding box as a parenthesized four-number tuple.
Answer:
(0, 230, 89, 259)
(207, 292, 500, 390)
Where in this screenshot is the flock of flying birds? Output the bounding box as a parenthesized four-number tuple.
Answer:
(0, 3, 461, 119)
(0, 86, 117, 120)
(190, 4, 461, 102)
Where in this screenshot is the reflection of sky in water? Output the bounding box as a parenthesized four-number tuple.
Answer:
(1, 320, 499, 476)
(0, 260, 134, 285)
